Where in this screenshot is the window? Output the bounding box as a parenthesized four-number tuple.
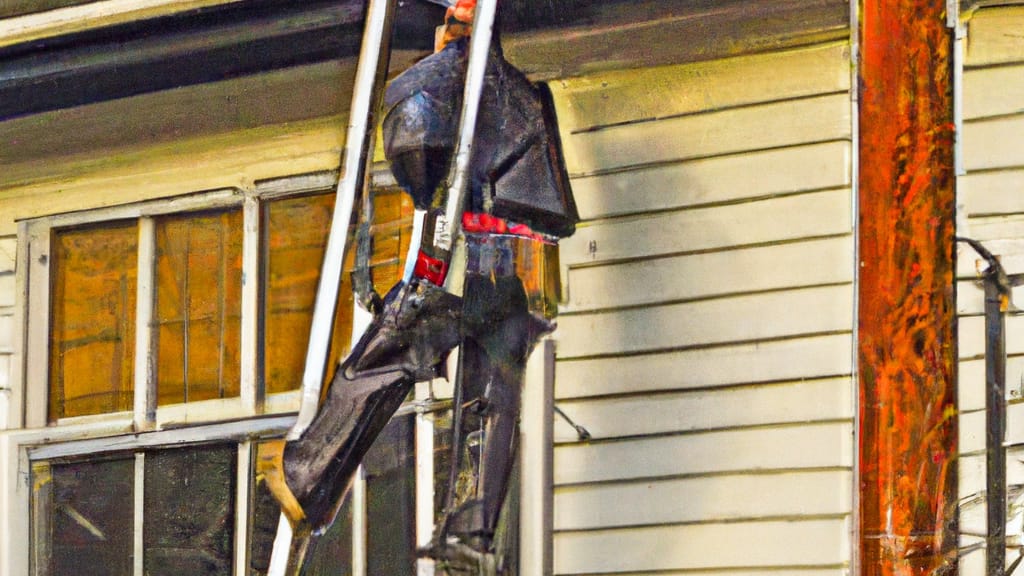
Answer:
(12, 172, 557, 575)
(30, 183, 392, 427)
(32, 454, 135, 576)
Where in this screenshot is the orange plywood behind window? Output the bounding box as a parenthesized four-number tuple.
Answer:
(154, 209, 243, 405)
(263, 188, 415, 395)
(49, 222, 138, 420)
(264, 192, 344, 395)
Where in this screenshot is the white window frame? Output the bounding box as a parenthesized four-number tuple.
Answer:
(0, 170, 554, 576)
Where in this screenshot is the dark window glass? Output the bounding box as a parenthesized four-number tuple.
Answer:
(301, 495, 354, 576)
(366, 414, 416, 576)
(143, 444, 236, 575)
(33, 456, 134, 576)
(247, 470, 284, 576)
(248, 442, 355, 575)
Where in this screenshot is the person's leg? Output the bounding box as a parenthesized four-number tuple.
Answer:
(265, 280, 462, 533)
(446, 263, 547, 550)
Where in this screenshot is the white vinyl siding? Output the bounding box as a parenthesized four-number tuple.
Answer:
(957, 6, 1024, 573)
(0, 237, 14, 430)
(548, 42, 854, 574)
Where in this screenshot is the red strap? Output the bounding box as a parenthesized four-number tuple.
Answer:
(462, 212, 508, 234)
(413, 250, 449, 286)
(462, 212, 548, 241)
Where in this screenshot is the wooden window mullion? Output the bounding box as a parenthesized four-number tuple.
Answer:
(135, 217, 156, 430)
(240, 196, 261, 414)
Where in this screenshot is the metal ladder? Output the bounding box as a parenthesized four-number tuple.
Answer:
(267, 0, 500, 573)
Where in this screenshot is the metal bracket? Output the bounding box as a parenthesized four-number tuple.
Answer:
(554, 405, 591, 442)
(958, 237, 1024, 576)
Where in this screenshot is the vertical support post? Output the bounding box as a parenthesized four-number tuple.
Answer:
(984, 277, 1006, 575)
(134, 452, 145, 576)
(520, 339, 554, 576)
(235, 441, 254, 576)
(415, 380, 436, 576)
(350, 303, 373, 576)
(857, 0, 958, 573)
(351, 466, 368, 576)
(24, 223, 50, 429)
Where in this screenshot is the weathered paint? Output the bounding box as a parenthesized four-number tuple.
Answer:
(857, 0, 957, 573)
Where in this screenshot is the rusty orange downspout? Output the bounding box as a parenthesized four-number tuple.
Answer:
(857, 0, 958, 574)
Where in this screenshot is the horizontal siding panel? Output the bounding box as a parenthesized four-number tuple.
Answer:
(957, 315, 1024, 359)
(554, 421, 854, 485)
(555, 284, 853, 359)
(565, 236, 853, 312)
(569, 140, 850, 220)
(959, 401, 1024, 454)
(563, 93, 852, 175)
(0, 354, 8, 388)
(0, 274, 12, 308)
(957, 280, 1024, 316)
(957, 356, 1024, 412)
(0, 238, 13, 309)
(560, 188, 852, 268)
(957, 239, 1024, 277)
(0, 313, 12, 351)
(961, 169, 1024, 217)
(0, 238, 13, 271)
(554, 470, 851, 531)
(960, 451, 1024, 499)
(550, 42, 850, 133)
(555, 333, 851, 399)
(554, 378, 853, 441)
(961, 552, 987, 576)
(964, 6, 1024, 68)
(963, 65, 1024, 120)
(553, 518, 847, 574)
(963, 214, 1024, 244)
(963, 115, 1024, 172)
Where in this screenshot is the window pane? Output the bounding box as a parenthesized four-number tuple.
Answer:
(263, 189, 414, 395)
(155, 210, 243, 405)
(248, 442, 354, 575)
(33, 456, 135, 576)
(50, 222, 138, 420)
(144, 444, 236, 575)
(263, 193, 344, 395)
(298, 491, 354, 575)
(366, 414, 416, 575)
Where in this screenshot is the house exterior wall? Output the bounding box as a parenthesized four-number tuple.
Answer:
(957, 6, 1024, 573)
(0, 37, 862, 573)
(547, 42, 856, 574)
